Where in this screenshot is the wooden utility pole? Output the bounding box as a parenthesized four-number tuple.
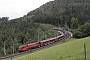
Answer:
(38, 34, 40, 42)
(4, 41, 6, 55)
(37, 28, 40, 42)
(84, 43, 87, 60)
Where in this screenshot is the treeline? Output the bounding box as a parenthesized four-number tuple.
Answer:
(24, 0, 90, 38)
(0, 17, 58, 56)
(73, 22, 90, 38)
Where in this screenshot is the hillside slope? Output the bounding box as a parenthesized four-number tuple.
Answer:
(26, 0, 90, 26)
(13, 37, 90, 60)
(22, 0, 90, 38)
(10, 0, 90, 38)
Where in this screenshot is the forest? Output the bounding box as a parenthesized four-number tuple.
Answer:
(26, 0, 90, 38)
(0, 0, 90, 56)
(0, 17, 58, 56)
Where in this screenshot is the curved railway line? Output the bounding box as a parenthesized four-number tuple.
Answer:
(0, 31, 72, 60)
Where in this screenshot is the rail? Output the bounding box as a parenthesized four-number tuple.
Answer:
(0, 31, 72, 60)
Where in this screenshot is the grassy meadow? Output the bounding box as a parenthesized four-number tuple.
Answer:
(12, 37, 90, 60)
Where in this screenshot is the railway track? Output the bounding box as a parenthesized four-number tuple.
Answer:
(0, 31, 72, 60)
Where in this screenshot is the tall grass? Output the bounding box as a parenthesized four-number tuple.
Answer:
(12, 37, 90, 60)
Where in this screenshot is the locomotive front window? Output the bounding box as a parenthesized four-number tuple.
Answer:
(19, 45, 26, 48)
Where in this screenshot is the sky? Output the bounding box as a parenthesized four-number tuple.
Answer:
(0, 0, 53, 20)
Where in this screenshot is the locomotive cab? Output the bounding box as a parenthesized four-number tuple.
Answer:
(18, 44, 28, 52)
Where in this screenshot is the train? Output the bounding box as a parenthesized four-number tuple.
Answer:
(18, 28, 65, 52)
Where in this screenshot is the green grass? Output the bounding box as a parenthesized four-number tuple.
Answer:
(12, 37, 90, 60)
(40, 23, 57, 30)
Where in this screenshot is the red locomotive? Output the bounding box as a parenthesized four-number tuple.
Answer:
(18, 42, 40, 51)
(18, 29, 65, 52)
